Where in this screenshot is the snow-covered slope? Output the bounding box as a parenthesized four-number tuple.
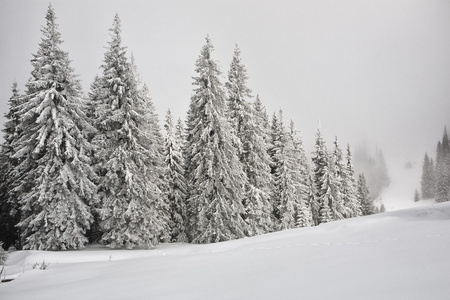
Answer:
(1, 202, 450, 300)
(378, 158, 435, 211)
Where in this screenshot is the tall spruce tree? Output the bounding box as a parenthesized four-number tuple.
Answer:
(358, 173, 375, 215)
(91, 15, 166, 248)
(435, 128, 450, 202)
(0, 82, 23, 249)
(12, 5, 96, 250)
(288, 121, 313, 228)
(225, 46, 273, 236)
(312, 128, 342, 224)
(420, 153, 436, 199)
(184, 36, 248, 243)
(342, 144, 362, 217)
(269, 111, 296, 230)
(330, 137, 347, 218)
(253, 95, 276, 230)
(163, 110, 188, 242)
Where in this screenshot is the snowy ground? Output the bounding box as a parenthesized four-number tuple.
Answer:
(2, 162, 449, 299)
(1, 202, 450, 300)
(377, 157, 434, 211)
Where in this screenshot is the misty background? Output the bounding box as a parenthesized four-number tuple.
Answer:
(1, 0, 449, 166)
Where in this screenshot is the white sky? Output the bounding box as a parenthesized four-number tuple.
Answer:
(1, 0, 449, 162)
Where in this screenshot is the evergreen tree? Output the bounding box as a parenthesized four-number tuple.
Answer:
(414, 189, 420, 202)
(420, 153, 436, 199)
(435, 128, 450, 203)
(269, 111, 298, 230)
(225, 46, 273, 236)
(342, 144, 362, 218)
(12, 4, 96, 250)
(92, 15, 166, 248)
(374, 148, 390, 195)
(0, 82, 22, 249)
(312, 128, 342, 224)
(353, 144, 390, 199)
(163, 110, 188, 242)
(357, 173, 375, 215)
(253, 95, 276, 230)
(184, 36, 248, 243)
(330, 137, 347, 218)
(288, 121, 313, 228)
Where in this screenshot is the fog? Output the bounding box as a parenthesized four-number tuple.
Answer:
(1, 0, 449, 165)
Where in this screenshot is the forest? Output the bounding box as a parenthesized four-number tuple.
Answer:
(0, 5, 389, 251)
(420, 127, 450, 203)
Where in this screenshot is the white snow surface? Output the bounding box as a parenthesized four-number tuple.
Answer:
(378, 158, 435, 211)
(1, 202, 450, 299)
(2, 164, 449, 299)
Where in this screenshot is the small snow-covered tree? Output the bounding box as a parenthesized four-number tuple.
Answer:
(414, 189, 420, 202)
(12, 4, 96, 250)
(92, 15, 166, 248)
(358, 173, 375, 215)
(184, 36, 248, 243)
(163, 110, 188, 242)
(225, 46, 273, 236)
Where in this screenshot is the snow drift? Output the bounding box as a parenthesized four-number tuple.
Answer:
(1, 202, 450, 300)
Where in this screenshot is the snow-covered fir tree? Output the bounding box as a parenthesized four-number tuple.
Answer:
(353, 144, 390, 199)
(435, 128, 450, 203)
(253, 95, 272, 145)
(312, 128, 343, 224)
(288, 121, 313, 228)
(131, 56, 171, 243)
(420, 153, 436, 199)
(342, 144, 362, 217)
(0, 82, 22, 249)
(268, 111, 300, 230)
(91, 15, 167, 248)
(357, 173, 375, 215)
(163, 110, 188, 242)
(184, 36, 248, 243)
(225, 46, 273, 236)
(12, 4, 97, 250)
(330, 137, 347, 218)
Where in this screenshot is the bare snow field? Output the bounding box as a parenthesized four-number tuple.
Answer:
(379, 158, 433, 211)
(1, 200, 449, 300)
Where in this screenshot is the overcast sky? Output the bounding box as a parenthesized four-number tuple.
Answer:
(1, 0, 449, 163)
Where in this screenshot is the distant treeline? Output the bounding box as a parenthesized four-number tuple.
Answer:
(420, 127, 450, 202)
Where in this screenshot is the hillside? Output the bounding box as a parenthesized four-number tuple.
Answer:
(1, 201, 449, 300)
